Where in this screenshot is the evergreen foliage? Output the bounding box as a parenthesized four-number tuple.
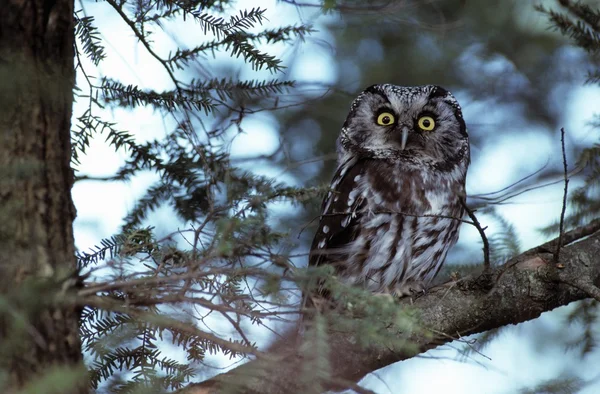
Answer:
(72, 1, 320, 392)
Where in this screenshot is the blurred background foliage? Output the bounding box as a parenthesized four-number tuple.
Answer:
(72, 0, 600, 392)
(276, 0, 600, 267)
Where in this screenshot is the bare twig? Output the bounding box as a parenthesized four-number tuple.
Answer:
(460, 198, 490, 268)
(472, 160, 549, 198)
(534, 218, 600, 253)
(555, 127, 569, 264)
(105, 0, 180, 92)
(426, 327, 492, 361)
(469, 162, 583, 208)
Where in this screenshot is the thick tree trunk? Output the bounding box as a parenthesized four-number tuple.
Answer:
(0, 0, 86, 391)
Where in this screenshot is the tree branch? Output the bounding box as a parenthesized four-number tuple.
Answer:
(460, 198, 490, 268)
(182, 220, 600, 394)
(555, 127, 569, 263)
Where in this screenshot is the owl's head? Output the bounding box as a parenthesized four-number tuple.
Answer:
(338, 84, 469, 171)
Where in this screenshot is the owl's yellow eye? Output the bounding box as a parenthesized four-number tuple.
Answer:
(376, 112, 395, 126)
(417, 116, 435, 131)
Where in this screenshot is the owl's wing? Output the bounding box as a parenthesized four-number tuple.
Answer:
(309, 157, 367, 268)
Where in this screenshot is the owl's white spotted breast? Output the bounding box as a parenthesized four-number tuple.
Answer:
(310, 157, 465, 294)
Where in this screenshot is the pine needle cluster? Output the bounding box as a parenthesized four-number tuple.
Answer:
(72, 1, 324, 392)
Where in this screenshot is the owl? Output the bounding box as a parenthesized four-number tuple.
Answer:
(308, 84, 469, 303)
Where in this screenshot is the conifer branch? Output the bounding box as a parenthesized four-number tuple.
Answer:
(74, 12, 107, 66)
(185, 220, 600, 394)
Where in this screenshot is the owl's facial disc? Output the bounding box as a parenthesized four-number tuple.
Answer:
(338, 84, 468, 168)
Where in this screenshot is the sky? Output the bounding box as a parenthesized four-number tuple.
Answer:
(72, 1, 600, 393)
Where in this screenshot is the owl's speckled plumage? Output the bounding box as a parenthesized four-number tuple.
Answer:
(309, 84, 469, 299)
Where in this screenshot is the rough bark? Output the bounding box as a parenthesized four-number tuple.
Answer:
(0, 0, 86, 391)
(185, 220, 600, 394)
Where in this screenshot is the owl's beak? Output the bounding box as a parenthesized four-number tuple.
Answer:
(400, 126, 409, 150)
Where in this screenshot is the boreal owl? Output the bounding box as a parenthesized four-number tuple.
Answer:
(308, 84, 469, 301)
